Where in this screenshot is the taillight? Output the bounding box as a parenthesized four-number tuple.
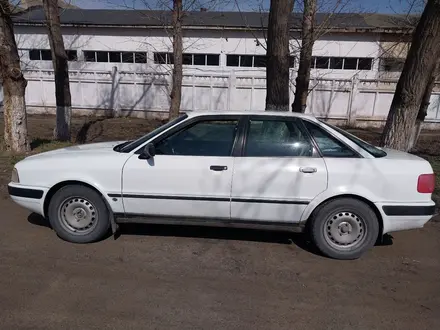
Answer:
(417, 174, 435, 193)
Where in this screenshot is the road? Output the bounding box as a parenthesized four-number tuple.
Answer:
(0, 198, 439, 330)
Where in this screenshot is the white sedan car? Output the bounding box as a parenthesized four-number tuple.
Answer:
(8, 111, 436, 259)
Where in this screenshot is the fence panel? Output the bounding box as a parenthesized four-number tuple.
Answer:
(1, 68, 439, 125)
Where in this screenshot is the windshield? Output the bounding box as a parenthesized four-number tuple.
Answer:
(119, 114, 188, 153)
(320, 121, 387, 158)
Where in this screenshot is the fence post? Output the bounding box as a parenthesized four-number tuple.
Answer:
(192, 74, 196, 111)
(435, 82, 440, 120)
(310, 77, 317, 115)
(347, 74, 359, 127)
(227, 70, 236, 111)
(111, 66, 121, 117)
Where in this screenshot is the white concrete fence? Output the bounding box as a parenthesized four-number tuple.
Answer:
(2, 67, 440, 127)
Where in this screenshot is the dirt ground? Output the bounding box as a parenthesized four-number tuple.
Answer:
(0, 115, 440, 329)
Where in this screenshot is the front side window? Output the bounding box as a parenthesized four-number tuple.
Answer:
(244, 119, 313, 157)
(155, 120, 239, 157)
(303, 120, 358, 158)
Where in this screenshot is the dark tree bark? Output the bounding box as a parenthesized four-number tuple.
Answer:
(265, 0, 294, 111)
(381, 0, 440, 151)
(408, 64, 439, 151)
(43, 0, 72, 141)
(0, 0, 30, 152)
(292, 0, 316, 113)
(169, 0, 183, 119)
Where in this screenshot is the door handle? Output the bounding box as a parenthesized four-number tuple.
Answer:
(299, 167, 317, 173)
(210, 165, 228, 171)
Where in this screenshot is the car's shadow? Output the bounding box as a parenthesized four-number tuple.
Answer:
(119, 222, 323, 254)
(27, 213, 394, 257)
(28, 213, 52, 229)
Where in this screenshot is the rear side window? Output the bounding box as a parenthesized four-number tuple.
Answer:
(320, 121, 387, 158)
(244, 119, 313, 157)
(303, 120, 358, 158)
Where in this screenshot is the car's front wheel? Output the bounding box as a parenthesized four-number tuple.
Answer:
(48, 185, 110, 243)
(309, 198, 380, 260)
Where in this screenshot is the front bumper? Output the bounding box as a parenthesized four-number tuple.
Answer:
(8, 185, 44, 199)
(8, 183, 47, 216)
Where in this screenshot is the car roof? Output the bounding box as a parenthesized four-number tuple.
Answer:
(184, 111, 319, 121)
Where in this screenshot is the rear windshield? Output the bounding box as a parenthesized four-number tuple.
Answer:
(320, 121, 387, 158)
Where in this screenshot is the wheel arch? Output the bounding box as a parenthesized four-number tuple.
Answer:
(303, 194, 384, 237)
(43, 180, 109, 218)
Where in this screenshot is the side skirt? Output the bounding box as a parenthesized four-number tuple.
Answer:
(114, 214, 304, 233)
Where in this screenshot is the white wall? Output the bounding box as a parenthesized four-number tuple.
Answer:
(14, 25, 384, 79)
(5, 24, 432, 127)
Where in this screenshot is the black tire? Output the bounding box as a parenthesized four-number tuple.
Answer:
(309, 198, 379, 260)
(48, 185, 110, 243)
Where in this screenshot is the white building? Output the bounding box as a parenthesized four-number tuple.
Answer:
(8, 5, 440, 127)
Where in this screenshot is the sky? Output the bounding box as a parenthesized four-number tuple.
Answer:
(68, 0, 424, 14)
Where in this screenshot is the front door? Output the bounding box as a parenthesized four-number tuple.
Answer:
(121, 116, 241, 219)
(231, 116, 328, 223)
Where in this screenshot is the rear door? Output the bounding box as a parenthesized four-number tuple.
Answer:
(231, 116, 328, 223)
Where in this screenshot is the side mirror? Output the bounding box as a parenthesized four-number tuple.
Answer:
(140, 143, 156, 159)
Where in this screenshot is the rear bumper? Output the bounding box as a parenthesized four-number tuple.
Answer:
(376, 201, 436, 234)
(8, 184, 46, 216)
(382, 205, 436, 216)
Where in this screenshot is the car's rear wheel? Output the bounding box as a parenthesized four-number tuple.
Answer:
(48, 185, 110, 243)
(309, 198, 379, 260)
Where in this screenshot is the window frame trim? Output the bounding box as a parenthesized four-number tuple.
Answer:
(153, 52, 220, 66)
(226, 54, 295, 68)
(83, 50, 147, 63)
(312, 56, 373, 71)
(28, 48, 78, 62)
(84, 50, 97, 62)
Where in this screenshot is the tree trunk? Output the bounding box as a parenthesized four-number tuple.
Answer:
(265, 0, 294, 111)
(0, 0, 30, 152)
(381, 0, 440, 151)
(169, 0, 183, 119)
(408, 65, 438, 151)
(292, 0, 316, 113)
(43, 0, 72, 141)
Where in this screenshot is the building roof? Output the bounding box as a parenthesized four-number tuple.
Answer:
(12, 8, 417, 32)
